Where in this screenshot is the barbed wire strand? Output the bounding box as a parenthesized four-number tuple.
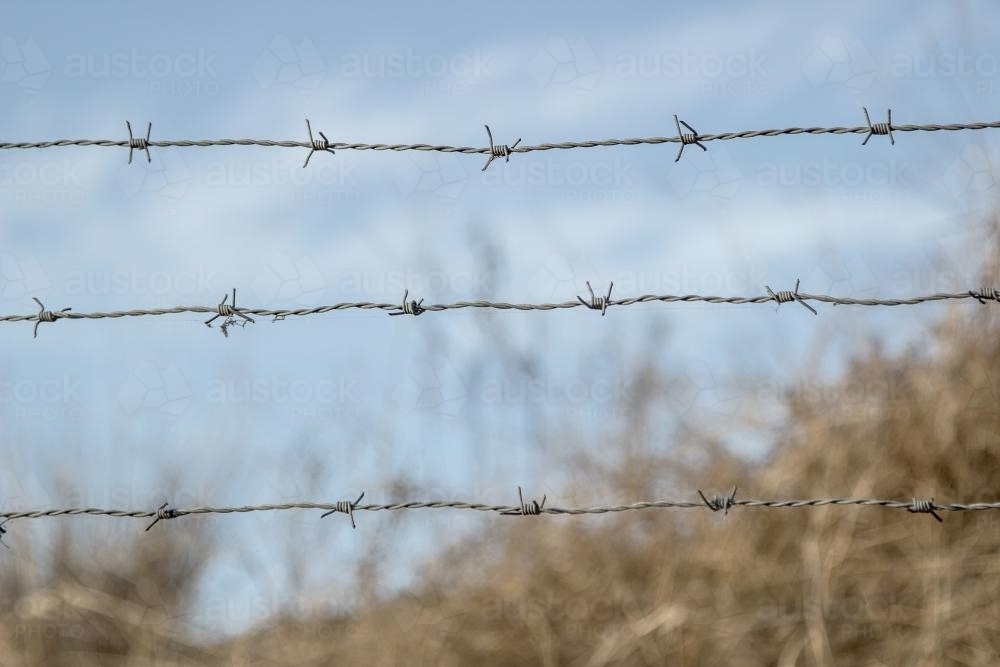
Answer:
(2, 109, 999, 168)
(5, 285, 999, 338)
(2, 488, 995, 532)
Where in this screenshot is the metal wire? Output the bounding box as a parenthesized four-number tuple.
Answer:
(6, 285, 999, 338)
(2, 110, 999, 168)
(0, 490, 991, 531)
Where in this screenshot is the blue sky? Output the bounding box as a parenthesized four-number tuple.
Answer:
(1, 0, 998, 635)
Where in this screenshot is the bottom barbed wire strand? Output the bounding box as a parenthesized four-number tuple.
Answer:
(1, 496, 998, 534)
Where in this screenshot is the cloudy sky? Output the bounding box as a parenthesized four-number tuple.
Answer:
(1, 0, 997, 633)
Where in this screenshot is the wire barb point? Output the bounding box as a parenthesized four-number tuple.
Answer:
(389, 289, 425, 316)
(0, 520, 9, 549)
(144, 502, 179, 532)
(766, 279, 818, 315)
(501, 486, 546, 516)
(862, 107, 894, 146)
(204, 289, 255, 337)
(577, 281, 614, 316)
(482, 125, 521, 171)
(303, 119, 335, 168)
(674, 114, 707, 162)
(126, 121, 152, 164)
(31, 297, 71, 339)
(908, 498, 943, 522)
(698, 486, 738, 516)
(969, 288, 1000, 304)
(321, 492, 365, 528)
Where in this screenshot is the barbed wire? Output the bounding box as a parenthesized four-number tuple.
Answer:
(5, 485, 1000, 535)
(1, 109, 999, 169)
(4, 284, 998, 338)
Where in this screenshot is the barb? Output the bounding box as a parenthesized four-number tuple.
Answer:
(31, 297, 71, 338)
(388, 289, 425, 316)
(303, 119, 335, 168)
(698, 486, 738, 515)
(500, 487, 546, 516)
(3, 283, 996, 337)
(126, 121, 152, 164)
(674, 114, 707, 161)
(577, 281, 614, 316)
(481, 125, 521, 171)
(2, 491, 998, 532)
(766, 279, 818, 315)
(862, 107, 894, 146)
(144, 502, 178, 532)
(321, 492, 366, 528)
(5, 112, 1000, 165)
(204, 289, 255, 337)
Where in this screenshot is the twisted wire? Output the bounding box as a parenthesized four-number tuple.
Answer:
(2, 285, 996, 337)
(2, 494, 999, 529)
(4, 116, 1000, 160)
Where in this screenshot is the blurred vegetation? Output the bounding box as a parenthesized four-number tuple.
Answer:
(2, 224, 999, 666)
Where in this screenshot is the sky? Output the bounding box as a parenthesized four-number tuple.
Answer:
(1, 0, 998, 637)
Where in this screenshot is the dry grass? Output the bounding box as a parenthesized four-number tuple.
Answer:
(2, 232, 998, 666)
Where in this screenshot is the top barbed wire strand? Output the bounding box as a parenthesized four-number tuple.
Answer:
(3, 110, 1000, 165)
